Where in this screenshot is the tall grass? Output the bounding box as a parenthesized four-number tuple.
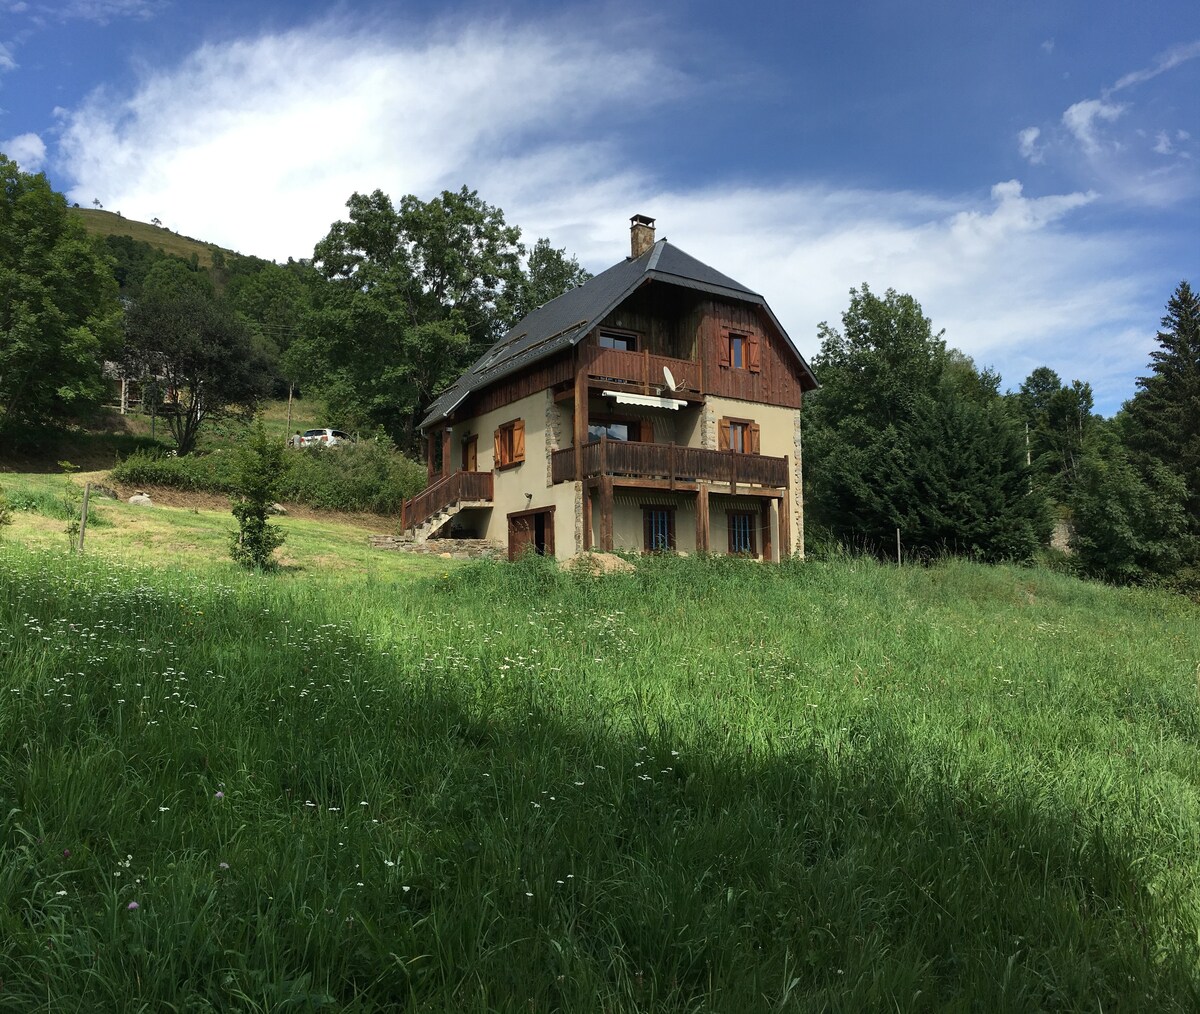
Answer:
(1, 549, 1197, 1010)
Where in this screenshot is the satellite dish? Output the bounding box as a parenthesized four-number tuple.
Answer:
(662, 366, 678, 392)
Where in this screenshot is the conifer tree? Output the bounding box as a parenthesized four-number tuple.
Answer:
(1124, 281, 1200, 522)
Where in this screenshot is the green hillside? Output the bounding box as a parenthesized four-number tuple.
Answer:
(70, 207, 235, 269)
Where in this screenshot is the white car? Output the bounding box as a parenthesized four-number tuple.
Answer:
(300, 428, 354, 448)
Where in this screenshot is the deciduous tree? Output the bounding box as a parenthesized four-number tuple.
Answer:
(122, 261, 272, 455)
(296, 186, 534, 450)
(806, 284, 1043, 560)
(0, 154, 121, 430)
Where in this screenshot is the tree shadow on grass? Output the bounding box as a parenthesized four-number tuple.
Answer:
(5, 558, 1198, 1012)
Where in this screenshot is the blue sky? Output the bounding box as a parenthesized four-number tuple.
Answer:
(2, 1, 1197, 414)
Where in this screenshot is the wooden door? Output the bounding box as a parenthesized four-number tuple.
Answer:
(508, 508, 555, 561)
(508, 513, 534, 561)
(462, 435, 478, 472)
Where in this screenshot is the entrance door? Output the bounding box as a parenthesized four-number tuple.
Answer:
(507, 508, 555, 561)
(462, 435, 478, 472)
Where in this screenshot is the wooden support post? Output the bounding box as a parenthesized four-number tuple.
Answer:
(442, 428, 452, 478)
(574, 357, 589, 481)
(668, 443, 676, 491)
(77, 482, 91, 553)
(426, 433, 436, 483)
(778, 491, 791, 559)
(643, 347, 650, 394)
(582, 481, 593, 551)
(696, 483, 709, 553)
(600, 475, 614, 552)
(761, 497, 773, 563)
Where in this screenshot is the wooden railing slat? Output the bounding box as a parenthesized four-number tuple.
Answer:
(551, 440, 787, 487)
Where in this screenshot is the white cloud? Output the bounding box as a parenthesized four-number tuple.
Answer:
(51, 19, 1159, 413)
(1112, 38, 1200, 91)
(1061, 99, 1125, 155)
(1040, 39, 1055, 55)
(1017, 126, 1044, 164)
(0, 41, 16, 72)
(2, 130, 45, 170)
(1153, 131, 1174, 155)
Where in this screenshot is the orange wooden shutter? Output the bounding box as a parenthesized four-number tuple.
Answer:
(749, 423, 761, 454)
(513, 420, 525, 461)
(494, 428, 502, 466)
(747, 334, 761, 373)
(717, 417, 730, 451)
(718, 333, 731, 368)
(639, 419, 654, 443)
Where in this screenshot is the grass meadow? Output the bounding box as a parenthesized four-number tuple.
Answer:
(1, 512, 1199, 1009)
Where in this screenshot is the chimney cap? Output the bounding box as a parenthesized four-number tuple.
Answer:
(630, 213, 655, 227)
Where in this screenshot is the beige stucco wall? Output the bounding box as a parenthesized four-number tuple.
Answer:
(703, 396, 804, 558)
(448, 390, 581, 560)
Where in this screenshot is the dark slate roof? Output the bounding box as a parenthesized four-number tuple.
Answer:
(420, 238, 818, 428)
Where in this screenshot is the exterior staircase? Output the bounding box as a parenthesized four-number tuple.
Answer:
(401, 470, 494, 543)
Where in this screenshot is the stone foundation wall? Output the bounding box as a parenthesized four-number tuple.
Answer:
(369, 536, 504, 560)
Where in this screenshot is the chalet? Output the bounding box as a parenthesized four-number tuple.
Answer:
(403, 215, 819, 561)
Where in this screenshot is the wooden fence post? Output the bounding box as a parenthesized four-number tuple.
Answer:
(77, 482, 91, 553)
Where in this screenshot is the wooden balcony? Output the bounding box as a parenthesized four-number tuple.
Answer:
(586, 348, 702, 398)
(551, 437, 789, 491)
(402, 469, 493, 533)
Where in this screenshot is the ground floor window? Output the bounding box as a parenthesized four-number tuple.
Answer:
(642, 506, 675, 553)
(728, 511, 756, 555)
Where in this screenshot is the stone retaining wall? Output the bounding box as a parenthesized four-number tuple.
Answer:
(369, 535, 504, 560)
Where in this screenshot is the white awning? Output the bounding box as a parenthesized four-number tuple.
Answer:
(601, 390, 688, 410)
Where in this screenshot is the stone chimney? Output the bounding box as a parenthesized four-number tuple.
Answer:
(630, 214, 656, 259)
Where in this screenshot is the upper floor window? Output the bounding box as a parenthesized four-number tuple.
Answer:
(599, 330, 637, 352)
(494, 418, 525, 469)
(588, 417, 651, 442)
(720, 331, 761, 373)
(718, 416, 760, 454)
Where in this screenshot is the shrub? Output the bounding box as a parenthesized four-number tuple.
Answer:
(111, 447, 239, 492)
(229, 420, 285, 570)
(112, 438, 425, 515)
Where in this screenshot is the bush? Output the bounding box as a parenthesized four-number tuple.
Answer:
(278, 439, 425, 513)
(112, 438, 425, 514)
(230, 420, 285, 570)
(110, 447, 240, 492)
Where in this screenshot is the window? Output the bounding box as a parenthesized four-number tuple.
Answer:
(719, 331, 761, 373)
(728, 512, 756, 555)
(718, 417, 760, 454)
(494, 419, 525, 469)
(599, 330, 637, 352)
(588, 418, 651, 442)
(642, 506, 675, 553)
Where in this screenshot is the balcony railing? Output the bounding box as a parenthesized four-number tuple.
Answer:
(588, 348, 701, 396)
(551, 438, 788, 489)
(402, 469, 493, 532)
